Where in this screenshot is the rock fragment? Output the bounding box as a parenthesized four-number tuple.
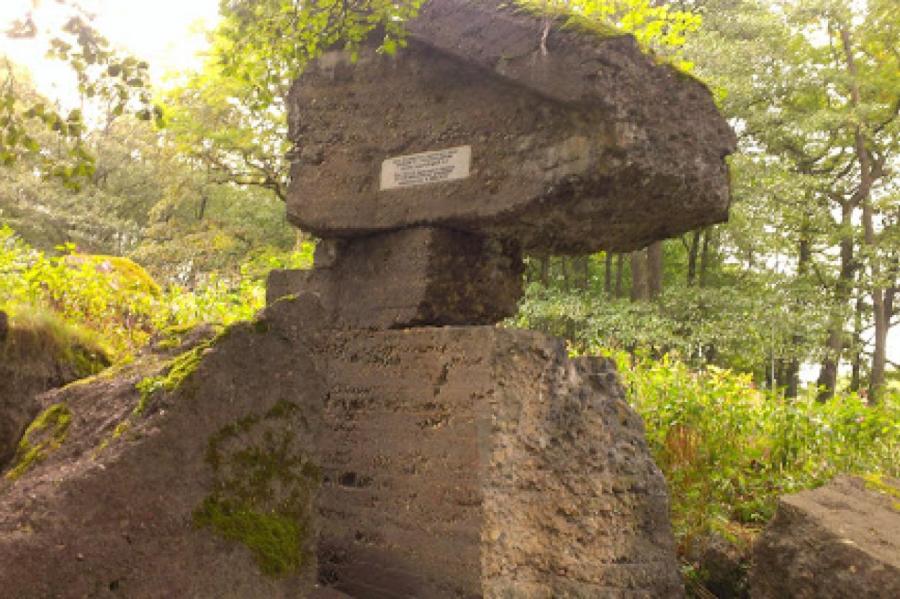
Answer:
(750, 475, 900, 599)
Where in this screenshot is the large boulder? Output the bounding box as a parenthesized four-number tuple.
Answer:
(286, 0, 735, 254)
(0, 300, 325, 598)
(750, 475, 900, 599)
(314, 328, 683, 597)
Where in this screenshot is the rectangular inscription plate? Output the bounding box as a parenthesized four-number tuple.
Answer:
(380, 146, 471, 190)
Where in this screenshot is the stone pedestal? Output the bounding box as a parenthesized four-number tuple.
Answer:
(268, 227, 523, 329)
(313, 326, 683, 597)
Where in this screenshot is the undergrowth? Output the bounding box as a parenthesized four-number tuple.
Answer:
(0, 224, 313, 362)
(610, 351, 899, 551)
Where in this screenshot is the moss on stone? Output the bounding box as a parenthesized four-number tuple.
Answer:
(194, 400, 318, 578)
(193, 497, 305, 577)
(134, 341, 210, 415)
(863, 473, 900, 511)
(5, 403, 72, 481)
(2, 310, 110, 379)
(513, 0, 627, 40)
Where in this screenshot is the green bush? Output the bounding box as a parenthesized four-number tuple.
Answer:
(612, 351, 899, 548)
(0, 225, 314, 361)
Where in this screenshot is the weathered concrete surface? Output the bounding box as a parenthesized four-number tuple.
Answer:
(0, 300, 325, 598)
(314, 327, 683, 597)
(750, 475, 900, 599)
(267, 227, 523, 328)
(286, 0, 735, 254)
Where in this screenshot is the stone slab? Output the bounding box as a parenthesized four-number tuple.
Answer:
(285, 0, 735, 254)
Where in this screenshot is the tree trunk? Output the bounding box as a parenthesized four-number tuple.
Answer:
(850, 293, 864, 393)
(604, 252, 613, 295)
(647, 241, 663, 299)
(816, 201, 855, 401)
(784, 233, 812, 398)
(561, 257, 571, 291)
(574, 256, 590, 290)
(840, 26, 888, 402)
(687, 229, 701, 286)
(699, 227, 713, 288)
(539, 255, 549, 286)
(630, 250, 649, 302)
(615, 254, 625, 298)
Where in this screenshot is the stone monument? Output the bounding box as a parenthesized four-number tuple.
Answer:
(0, 2, 734, 597)
(269, 0, 734, 330)
(268, 1, 735, 596)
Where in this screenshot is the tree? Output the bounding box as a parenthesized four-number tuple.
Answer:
(1, 3, 161, 188)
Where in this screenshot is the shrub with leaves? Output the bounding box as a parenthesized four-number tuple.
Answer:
(0, 225, 314, 361)
(611, 350, 899, 550)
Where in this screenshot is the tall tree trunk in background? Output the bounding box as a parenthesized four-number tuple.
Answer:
(840, 26, 888, 403)
(615, 254, 625, 298)
(785, 232, 812, 398)
(604, 252, 613, 295)
(647, 241, 663, 299)
(575, 255, 590, 290)
(850, 293, 864, 393)
(699, 227, 713, 288)
(561, 257, 571, 291)
(197, 192, 208, 220)
(539, 255, 549, 286)
(631, 250, 648, 302)
(687, 229, 701, 286)
(817, 201, 855, 401)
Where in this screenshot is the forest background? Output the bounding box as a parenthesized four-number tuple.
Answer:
(1, 0, 897, 589)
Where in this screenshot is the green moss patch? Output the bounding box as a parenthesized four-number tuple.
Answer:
(194, 401, 319, 578)
(513, 0, 625, 39)
(863, 473, 900, 512)
(5, 403, 72, 481)
(135, 341, 211, 414)
(194, 497, 304, 577)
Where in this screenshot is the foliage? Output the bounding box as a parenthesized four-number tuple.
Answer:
(514, 0, 702, 71)
(216, 0, 425, 109)
(2, 4, 161, 188)
(513, 255, 830, 384)
(611, 350, 899, 548)
(0, 225, 314, 361)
